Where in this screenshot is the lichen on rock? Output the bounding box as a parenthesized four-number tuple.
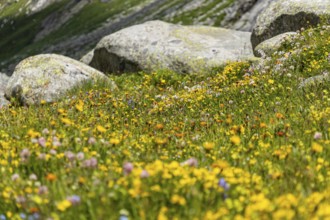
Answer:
(89, 20, 255, 75)
(251, 0, 330, 50)
(5, 54, 116, 106)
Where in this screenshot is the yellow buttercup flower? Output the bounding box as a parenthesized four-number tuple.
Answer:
(56, 200, 71, 211)
(61, 118, 73, 126)
(110, 138, 120, 145)
(97, 125, 107, 133)
(203, 142, 215, 150)
(312, 142, 323, 153)
(75, 100, 84, 112)
(230, 135, 241, 145)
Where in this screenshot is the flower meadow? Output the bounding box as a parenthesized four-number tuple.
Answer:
(1, 26, 330, 220)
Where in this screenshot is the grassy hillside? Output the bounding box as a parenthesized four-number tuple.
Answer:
(0, 1, 70, 62)
(0, 25, 329, 219)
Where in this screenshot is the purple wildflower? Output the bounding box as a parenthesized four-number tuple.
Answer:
(123, 162, 134, 175)
(88, 137, 96, 145)
(52, 137, 61, 147)
(38, 137, 46, 147)
(11, 173, 20, 181)
(49, 149, 57, 155)
(314, 132, 322, 140)
(38, 186, 48, 195)
(19, 213, 26, 219)
(65, 151, 75, 161)
(180, 158, 198, 167)
(82, 157, 98, 168)
(28, 213, 40, 220)
(16, 196, 26, 204)
(218, 178, 230, 200)
(67, 195, 81, 205)
(218, 178, 230, 191)
(20, 148, 31, 162)
(140, 170, 149, 178)
(76, 152, 84, 160)
(42, 128, 49, 135)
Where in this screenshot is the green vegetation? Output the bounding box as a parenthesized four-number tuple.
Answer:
(39, 0, 149, 42)
(0, 25, 330, 219)
(169, 0, 233, 25)
(0, 0, 70, 62)
(0, 0, 28, 18)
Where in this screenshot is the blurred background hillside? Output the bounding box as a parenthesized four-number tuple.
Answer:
(0, 0, 271, 73)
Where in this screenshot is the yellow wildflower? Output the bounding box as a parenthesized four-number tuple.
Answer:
(96, 125, 107, 133)
(171, 194, 186, 206)
(268, 79, 275, 84)
(154, 137, 168, 145)
(56, 200, 71, 211)
(230, 135, 241, 145)
(27, 129, 40, 138)
(61, 118, 73, 126)
(110, 138, 120, 145)
(312, 142, 323, 153)
(75, 100, 84, 112)
(32, 196, 43, 205)
(157, 207, 168, 220)
(203, 142, 215, 150)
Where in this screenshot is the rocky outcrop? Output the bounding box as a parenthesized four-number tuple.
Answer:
(5, 54, 116, 106)
(0, 0, 270, 73)
(251, 0, 330, 50)
(254, 32, 297, 57)
(89, 20, 254, 74)
(33, 0, 90, 42)
(222, 0, 273, 31)
(28, 0, 59, 15)
(0, 73, 10, 108)
(299, 72, 330, 89)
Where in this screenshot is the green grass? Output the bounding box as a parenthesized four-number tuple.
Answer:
(0, 0, 70, 61)
(0, 25, 330, 219)
(169, 0, 233, 25)
(0, 0, 28, 18)
(39, 0, 150, 42)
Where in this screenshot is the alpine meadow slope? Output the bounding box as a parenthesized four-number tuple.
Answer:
(1, 0, 330, 219)
(0, 24, 330, 219)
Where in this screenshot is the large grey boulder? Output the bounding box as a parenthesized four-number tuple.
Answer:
(5, 54, 116, 106)
(0, 73, 10, 108)
(251, 0, 330, 50)
(89, 20, 254, 74)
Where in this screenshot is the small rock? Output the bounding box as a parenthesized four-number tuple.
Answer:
(299, 72, 330, 89)
(0, 72, 10, 108)
(254, 32, 297, 57)
(5, 54, 116, 106)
